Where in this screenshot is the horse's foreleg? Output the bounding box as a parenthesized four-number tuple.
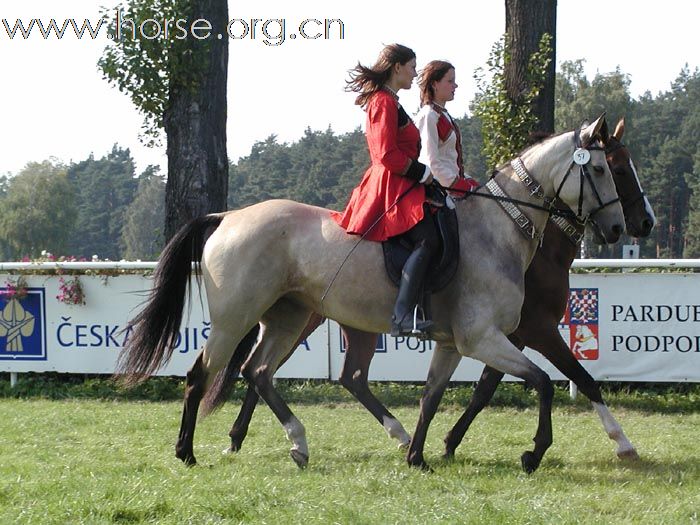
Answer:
(407, 345, 462, 470)
(469, 331, 553, 474)
(225, 384, 259, 453)
(339, 327, 411, 448)
(531, 328, 639, 460)
(443, 365, 505, 459)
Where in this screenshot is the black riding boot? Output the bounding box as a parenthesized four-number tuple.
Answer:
(391, 243, 434, 337)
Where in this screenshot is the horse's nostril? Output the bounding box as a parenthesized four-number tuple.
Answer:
(642, 219, 654, 235)
(612, 224, 623, 236)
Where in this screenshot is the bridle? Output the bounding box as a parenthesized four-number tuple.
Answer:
(476, 129, 620, 244)
(605, 137, 647, 211)
(551, 127, 621, 224)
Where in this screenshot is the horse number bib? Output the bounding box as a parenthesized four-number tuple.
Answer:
(573, 148, 591, 165)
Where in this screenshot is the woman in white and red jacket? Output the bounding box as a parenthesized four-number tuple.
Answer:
(415, 61, 478, 195)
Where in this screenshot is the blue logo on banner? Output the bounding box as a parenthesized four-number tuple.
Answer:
(0, 288, 47, 360)
(339, 328, 387, 353)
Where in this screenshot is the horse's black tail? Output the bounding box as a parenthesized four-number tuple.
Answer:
(200, 324, 260, 416)
(116, 213, 227, 385)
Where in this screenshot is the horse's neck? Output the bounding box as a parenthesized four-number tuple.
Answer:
(519, 133, 572, 201)
(462, 134, 573, 270)
(540, 221, 580, 267)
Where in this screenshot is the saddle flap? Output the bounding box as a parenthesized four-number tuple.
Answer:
(382, 206, 460, 293)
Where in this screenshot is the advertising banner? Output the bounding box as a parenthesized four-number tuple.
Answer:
(2, 272, 699, 382)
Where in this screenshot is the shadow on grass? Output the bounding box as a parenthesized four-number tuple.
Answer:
(438, 451, 700, 482)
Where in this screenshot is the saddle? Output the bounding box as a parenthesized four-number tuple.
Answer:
(382, 190, 460, 294)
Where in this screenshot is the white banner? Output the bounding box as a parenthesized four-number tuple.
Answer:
(2, 272, 699, 382)
(0, 275, 328, 378)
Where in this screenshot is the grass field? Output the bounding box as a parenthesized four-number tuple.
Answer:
(1, 380, 699, 524)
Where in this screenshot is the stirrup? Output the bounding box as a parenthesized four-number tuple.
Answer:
(391, 305, 433, 338)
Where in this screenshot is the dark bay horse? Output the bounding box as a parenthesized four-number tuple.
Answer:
(117, 116, 624, 473)
(206, 118, 654, 462)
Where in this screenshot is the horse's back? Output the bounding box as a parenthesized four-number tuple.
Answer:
(202, 199, 369, 302)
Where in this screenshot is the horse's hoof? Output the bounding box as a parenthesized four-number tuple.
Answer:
(442, 449, 455, 461)
(617, 447, 640, 461)
(290, 449, 309, 469)
(521, 451, 540, 474)
(227, 440, 242, 453)
(407, 456, 433, 472)
(397, 439, 411, 450)
(222, 446, 237, 455)
(177, 453, 197, 467)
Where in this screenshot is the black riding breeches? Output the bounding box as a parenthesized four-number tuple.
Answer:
(401, 204, 440, 256)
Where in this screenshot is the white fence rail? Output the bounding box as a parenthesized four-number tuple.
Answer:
(2, 259, 700, 271)
(2, 260, 700, 392)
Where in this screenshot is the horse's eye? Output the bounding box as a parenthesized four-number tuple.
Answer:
(613, 167, 626, 176)
(593, 165, 605, 174)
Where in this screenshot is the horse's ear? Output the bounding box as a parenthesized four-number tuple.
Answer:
(613, 117, 625, 140)
(599, 118, 610, 143)
(580, 112, 607, 146)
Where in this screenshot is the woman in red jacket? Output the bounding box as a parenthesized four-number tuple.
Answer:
(332, 44, 437, 337)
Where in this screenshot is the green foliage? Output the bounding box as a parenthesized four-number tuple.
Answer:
(0, 160, 77, 258)
(228, 117, 489, 211)
(555, 60, 633, 131)
(121, 165, 166, 259)
(454, 114, 489, 182)
(3, 375, 700, 413)
(472, 33, 553, 168)
(66, 145, 138, 260)
(229, 128, 369, 211)
(98, 0, 208, 146)
(628, 68, 700, 258)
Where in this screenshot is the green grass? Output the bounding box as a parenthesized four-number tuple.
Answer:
(0, 391, 699, 524)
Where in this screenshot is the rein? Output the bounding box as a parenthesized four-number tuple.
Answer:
(447, 128, 621, 245)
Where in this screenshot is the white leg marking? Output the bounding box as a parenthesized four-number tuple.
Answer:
(283, 416, 309, 466)
(382, 415, 411, 448)
(592, 402, 639, 459)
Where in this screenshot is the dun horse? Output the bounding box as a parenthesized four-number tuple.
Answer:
(205, 118, 655, 463)
(118, 116, 624, 473)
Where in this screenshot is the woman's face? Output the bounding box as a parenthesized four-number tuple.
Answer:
(432, 68, 457, 104)
(393, 58, 418, 90)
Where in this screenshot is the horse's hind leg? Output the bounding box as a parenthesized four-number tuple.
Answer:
(443, 365, 505, 459)
(241, 299, 314, 468)
(339, 326, 411, 448)
(176, 324, 257, 465)
(226, 313, 323, 453)
(531, 327, 638, 460)
(176, 351, 207, 466)
(226, 384, 259, 453)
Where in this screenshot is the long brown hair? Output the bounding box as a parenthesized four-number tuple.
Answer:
(346, 43, 416, 107)
(418, 60, 454, 106)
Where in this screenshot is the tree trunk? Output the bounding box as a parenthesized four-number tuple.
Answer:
(164, 0, 228, 241)
(504, 0, 557, 133)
